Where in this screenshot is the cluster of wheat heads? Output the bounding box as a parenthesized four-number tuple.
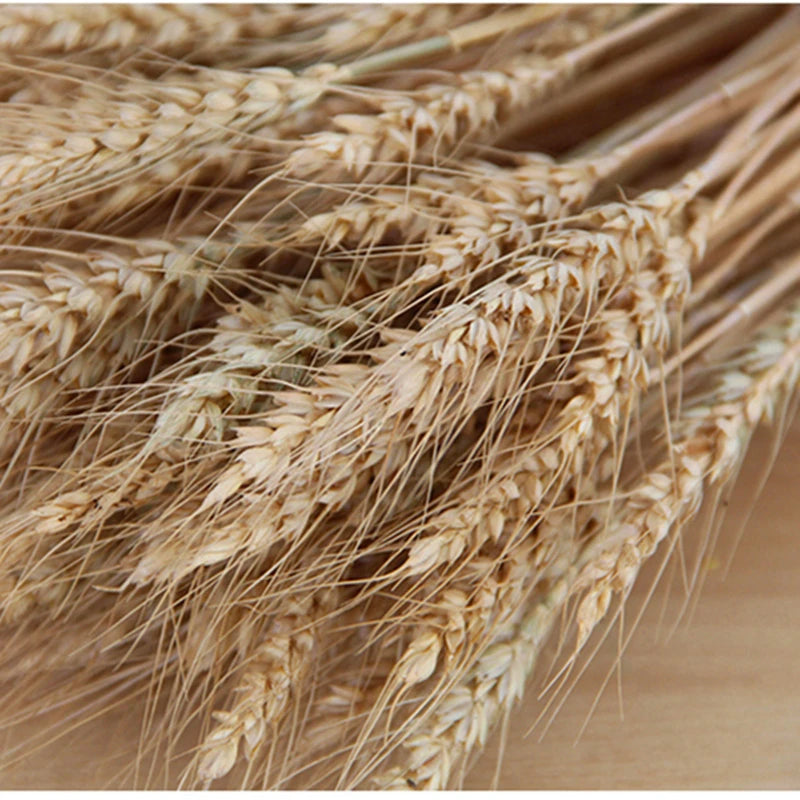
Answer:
(1, 3, 800, 790)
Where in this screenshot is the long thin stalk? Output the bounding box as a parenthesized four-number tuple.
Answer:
(339, 5, 564, 78)
(500, 5, 777, 147)
(653, 250, 800, 384)
(570, 6, 799, 157)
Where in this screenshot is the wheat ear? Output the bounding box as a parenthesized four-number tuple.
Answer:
(373, 576, 569, 790)
(2, 251, 395, 591)
(0, 4, 301, 57)
(194, 589, 337, 785)
(0, 64, 343, 233)
(127, 242, 617, 583)
(573, 298, 800, 652)
(125, 182, 698, 585)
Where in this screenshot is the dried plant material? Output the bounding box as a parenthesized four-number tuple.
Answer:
(194, 590, 337, 784)
(0, 4, 799, 791)
(0, 5, 301, 57)
(572, 297, 800, 651)
(0, 237, 220, 428)
(374, 577, 568, 790)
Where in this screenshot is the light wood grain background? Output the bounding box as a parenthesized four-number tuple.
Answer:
(3, 418, 800, 789)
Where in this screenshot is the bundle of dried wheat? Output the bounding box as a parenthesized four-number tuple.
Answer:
(1, 3, 799, 789)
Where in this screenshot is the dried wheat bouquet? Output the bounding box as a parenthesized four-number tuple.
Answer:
(0, 2, 799, 790)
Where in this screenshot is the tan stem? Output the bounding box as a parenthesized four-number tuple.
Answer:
(595, 47, 800, 187)
(571, 7, 799, 157)
(501, 5, 774, 148)
(566, 4, 699, 70)
(713, 77, 800, 218)
(339, 6, 562, 78)
(691, 187, 800, 309)
(711, 143, 800, 248)
(653, 252, 800, 384)
(684, 274, 764, 342)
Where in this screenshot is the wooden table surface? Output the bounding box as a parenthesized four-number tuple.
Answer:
(3, 418, 800, 789)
